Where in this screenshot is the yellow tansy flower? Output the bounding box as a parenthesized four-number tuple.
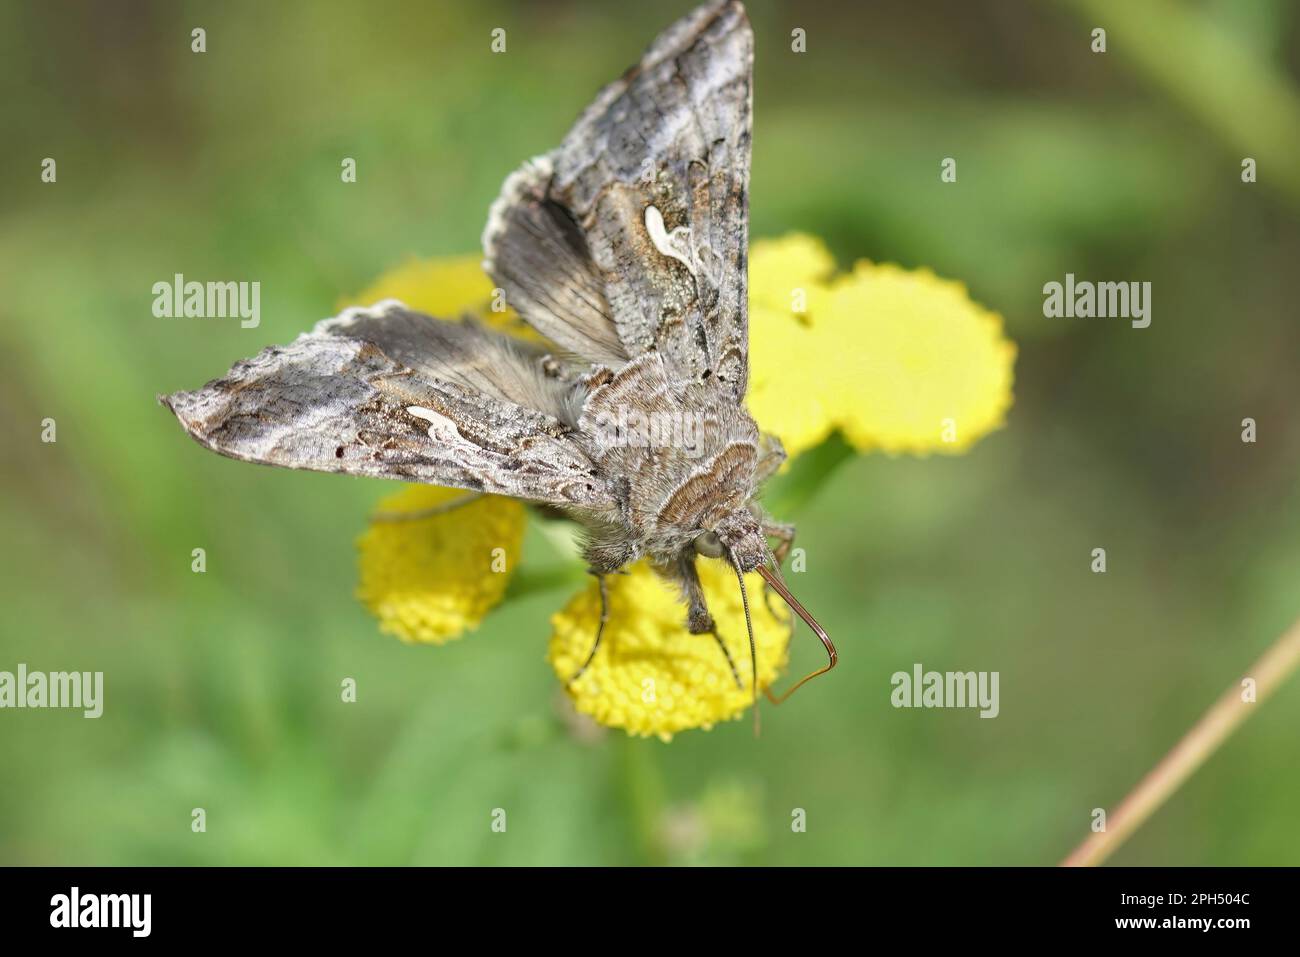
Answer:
(744, 234, 840, 458)
(356, 485, 524, 644)
(548, 560, 791, 741)
(823, 262, 1016, 454)
(745, 235, 1016, 457)
(747, 300, 837, 459)
(747, 232, 835, 318)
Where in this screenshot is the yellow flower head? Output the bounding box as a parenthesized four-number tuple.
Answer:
(548, 561, 791, 741)
(356, 481, 524, 644)
(746, 235, 1016, 458)
(822, 261, 1016, 454)
(348, 236, 1016, 736)
(747, 232, 835, 317)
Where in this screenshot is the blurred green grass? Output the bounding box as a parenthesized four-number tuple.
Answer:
(2, 0, 1299, 865)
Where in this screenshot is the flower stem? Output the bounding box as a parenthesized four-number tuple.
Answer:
(617, 737, 668, 864)
(1061, 615, 1300, 866)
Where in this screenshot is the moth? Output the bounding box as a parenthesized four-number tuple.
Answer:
(162, 0, 836, 714)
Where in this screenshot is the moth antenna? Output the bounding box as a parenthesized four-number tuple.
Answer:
(731, 560, 760, 737)
(757, 564, 838, 704)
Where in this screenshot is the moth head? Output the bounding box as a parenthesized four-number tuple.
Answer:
(701, 508, 766, 572)
(700, 506, 839, 728)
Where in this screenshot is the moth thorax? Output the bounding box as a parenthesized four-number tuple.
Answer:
(715, 508, 766, 572)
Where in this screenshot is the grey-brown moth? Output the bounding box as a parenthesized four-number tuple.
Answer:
(161, 0, 836, 712)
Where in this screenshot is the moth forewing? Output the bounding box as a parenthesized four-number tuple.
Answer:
(160, 303, 617, 510)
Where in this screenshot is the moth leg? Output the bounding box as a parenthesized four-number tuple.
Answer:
(707, 626, 744, 691)
(676, 554, 743, 690)
(755, 432, 788, 483)
(370, 491, 483, 523)
(567, 569, 611, 685)
(765, 518, 796, 567)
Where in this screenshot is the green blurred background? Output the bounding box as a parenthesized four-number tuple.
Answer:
(3, 0, 1299, 866)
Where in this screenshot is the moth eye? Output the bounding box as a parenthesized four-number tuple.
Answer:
(693, 531, 724, 558)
